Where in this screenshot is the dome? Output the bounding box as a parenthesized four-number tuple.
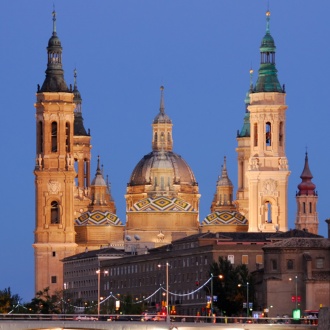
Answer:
(48, 34, 61, 48)
(75, 210, 122, 226)
(201, 210, 248, 233)
(128, 151, 197, 186)
(260, 32, 275, 53)
(153, 112, 172, 124)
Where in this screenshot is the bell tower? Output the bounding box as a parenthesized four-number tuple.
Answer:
(33, 11, 77, 294)
(295, 152, 319, 234)
(246, 11, 290, 232)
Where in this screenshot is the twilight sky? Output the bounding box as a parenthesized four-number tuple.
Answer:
(1, 1, 330, 302)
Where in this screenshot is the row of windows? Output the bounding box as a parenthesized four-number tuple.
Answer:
(37, 121, 71, 154)
(253, 122, 283, 147)
(270, 257, 324, 271)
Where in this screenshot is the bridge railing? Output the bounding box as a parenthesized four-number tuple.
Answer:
(0, 313, 318, 325)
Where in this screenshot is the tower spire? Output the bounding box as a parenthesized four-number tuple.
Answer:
(160, 85, 165, 114)
(254, 10, 283, 93)
(39, 10, 69, 92)
(52, 7, 57, 35)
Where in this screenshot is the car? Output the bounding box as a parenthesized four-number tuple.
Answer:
(74, 315, 98, 321)
(107, 315, 140, 321)
(141, 312, 166, 322)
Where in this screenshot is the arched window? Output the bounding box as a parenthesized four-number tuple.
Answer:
(51, 122, 58, 152)
(167, 132, 171, 142)
(266, 122, 271, 146)
(254, 123, 258, 147)
(154, 132, 158, 142)
(287, 259, 294, 270)
(38, 121, 43, 154)
(309, 202, 312, 213)
(65, 123, 71, 152)
(51, 201, 60, 224)
(279, 122, 283, 146)
(303, 202, 306, 214)
(265, 201, 272, 223)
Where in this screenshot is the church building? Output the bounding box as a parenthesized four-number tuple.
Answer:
(33, 9, 320, 298)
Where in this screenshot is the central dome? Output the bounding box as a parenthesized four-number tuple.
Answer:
(128, 150, 197, 186)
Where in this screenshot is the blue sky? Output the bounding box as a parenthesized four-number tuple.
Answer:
(1, 1, 330, 302)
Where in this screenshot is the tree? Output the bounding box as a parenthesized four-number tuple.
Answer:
(207, 256, 254, 316)
(0, 287, 21, 314)
(25, 287, 61, 314)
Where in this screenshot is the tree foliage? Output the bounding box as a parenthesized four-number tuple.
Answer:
(25, 287, 61, 314)
(0, 287, 21, 313)
(207, 256, 254, 317)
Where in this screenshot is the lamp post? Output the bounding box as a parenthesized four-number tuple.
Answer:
(210, 274, 224, 316)
(210, 273, 214, 315)
(96, 269, 108, 318)
(158, 262, 170, 323)
(238, 282, 249, 318)
(246, 282, 249, 318)
(295, 276, 298, 310)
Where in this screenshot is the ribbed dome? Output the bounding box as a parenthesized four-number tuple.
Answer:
(128, 151, 197, 186)
(153, 112, 172, 124)
(48, 34, 61, 48)
(260, 32, 275, 52)
(201, 210, 248, 233)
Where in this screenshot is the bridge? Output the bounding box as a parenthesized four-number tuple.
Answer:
(0, 315, 320, 330)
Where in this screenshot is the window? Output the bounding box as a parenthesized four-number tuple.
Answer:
(51, 276, 57, 284)
(51, 201, 59, 224)
(265, 201, 272, 223)
(52, 251, 56, 257)
(242, 255, 248, 265)
(266, 122, 271, 146)
(271, 259, 277, 270)
(256, 255, 263, 265)
(316, 258, 324, 269)
(38, 121, 43, 153)
(51, 122, 57, 152)
(287, 259, 294, 270)
(279, 122, 283, 146)
(65, 123, 71, 152)
(254, 123, 258, 146)
(228, 255, 234, 264)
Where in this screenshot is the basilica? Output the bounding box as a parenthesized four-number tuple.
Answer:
(33, 8, 320, 308)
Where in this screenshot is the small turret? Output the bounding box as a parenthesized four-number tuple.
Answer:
(295, 152, 318, 234)
(73, 69, 89, 136)
(152, 86, 173, 152)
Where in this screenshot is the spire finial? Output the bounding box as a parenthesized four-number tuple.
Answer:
(160, 85, 165, 114)
(249, 67, 254, 91)
(52, 6, 57, 35)
(74, 68, 78, 90)
(266, 10, 271, 34)
(97, 155, 101, 172)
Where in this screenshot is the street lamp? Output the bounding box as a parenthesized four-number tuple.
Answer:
(295, 276, 298, 310)
(289, 275, 298, 310)
(210, 274, 224, 316)
(158, 262, 170, 323)
(96, 269, 108, 318)
(238, 282, 249, 317)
